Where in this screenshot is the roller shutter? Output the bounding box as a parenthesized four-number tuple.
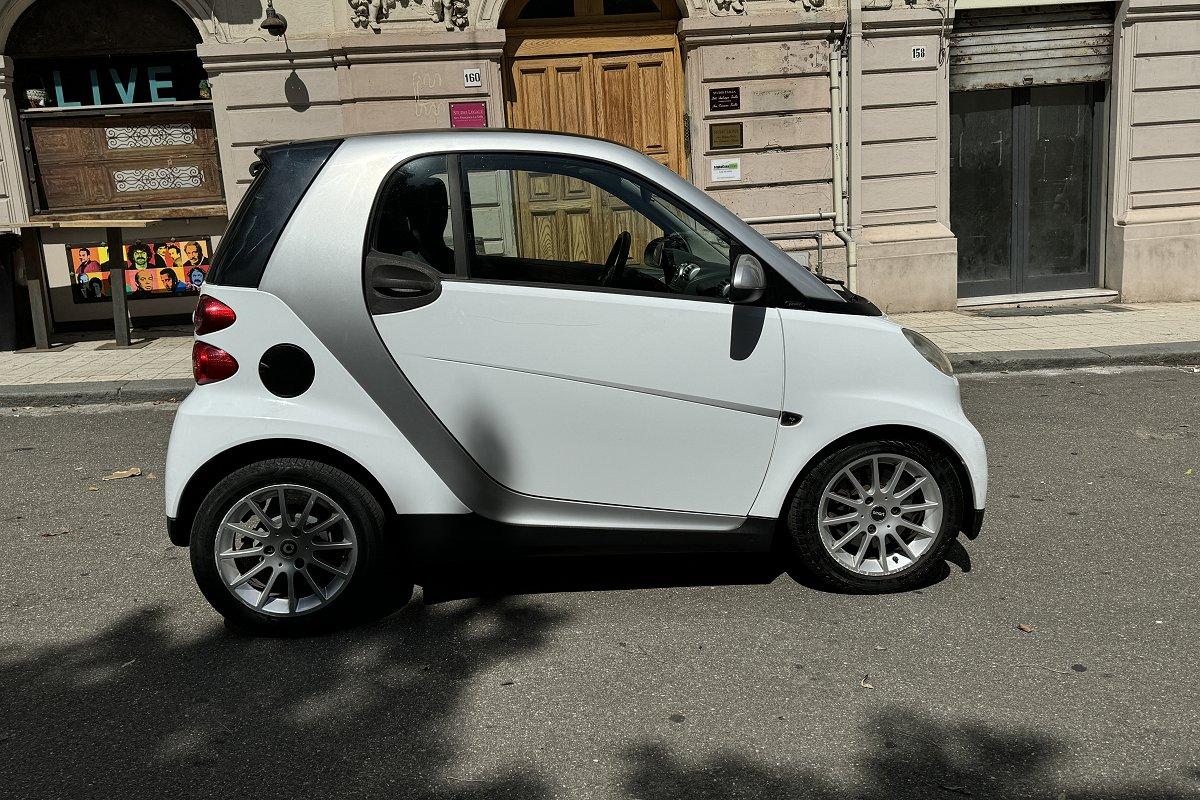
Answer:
(950, 4, 1115, 91)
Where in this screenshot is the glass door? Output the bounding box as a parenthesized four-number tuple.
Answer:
(951, 83, 1104, 298)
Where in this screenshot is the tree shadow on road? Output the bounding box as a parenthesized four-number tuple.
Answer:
(621, 706, 1197, 800)
(0, 598, 567, 799)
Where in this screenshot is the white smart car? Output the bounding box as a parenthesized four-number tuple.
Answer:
(166, 131, 987, 633)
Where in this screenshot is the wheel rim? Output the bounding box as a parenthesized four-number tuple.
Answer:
(214, 484, 359, 616)
(817, 453, 943, 577)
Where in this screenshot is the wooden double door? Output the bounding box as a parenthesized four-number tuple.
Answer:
(505, 40, 685, 264)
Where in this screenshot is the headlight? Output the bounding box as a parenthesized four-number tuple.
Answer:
(902, 328, 954, 377)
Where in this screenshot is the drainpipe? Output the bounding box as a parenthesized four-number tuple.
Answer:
(844, 0, 864, 294)
(829, 42, 846, 276)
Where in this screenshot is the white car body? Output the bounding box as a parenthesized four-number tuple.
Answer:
(166, 131, 986, 553)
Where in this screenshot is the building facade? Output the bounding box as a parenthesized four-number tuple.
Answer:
(0, 0, 1196, 333)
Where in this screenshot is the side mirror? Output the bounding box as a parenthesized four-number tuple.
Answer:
(644, 237, 664, 270)
(729, 253, 766, 304)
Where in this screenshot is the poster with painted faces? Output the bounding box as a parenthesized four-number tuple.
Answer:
(68, 238, 212, 303)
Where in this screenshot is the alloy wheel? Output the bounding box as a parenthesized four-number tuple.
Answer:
(214, 484, 359, 616)
(817, 453, 944, 576)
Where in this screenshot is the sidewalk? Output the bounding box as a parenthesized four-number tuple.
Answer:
(1, 301, 1198, 404)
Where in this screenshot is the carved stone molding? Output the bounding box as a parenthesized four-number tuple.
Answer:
(348, 0, 398, 29)
(431, 0, 470, 29)
(710, 0, 745, 14)
(348, 0, 470, 30)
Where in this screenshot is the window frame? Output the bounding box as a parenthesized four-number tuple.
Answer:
(454, 150, 755, 306)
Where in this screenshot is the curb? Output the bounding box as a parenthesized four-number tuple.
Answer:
(0, 378, 194, 408)
(1, 342, 1198, 406)
(950, 341, 1200, 374)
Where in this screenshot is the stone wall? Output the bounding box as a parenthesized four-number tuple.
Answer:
(1107, 0, 1200, 301)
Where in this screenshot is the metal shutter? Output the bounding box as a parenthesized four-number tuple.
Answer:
(950, 4, 1115, 91)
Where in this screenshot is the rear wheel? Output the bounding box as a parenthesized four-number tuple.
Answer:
(190, 458, 410, 634)
(786, 439, 962, 593)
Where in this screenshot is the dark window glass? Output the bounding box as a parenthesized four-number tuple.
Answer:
(1025, 83, 1093, 280)
(206, 139, 341, 287)
(461, 153, 733, 299)
(603, 0, 658, 14)
(371, 156, 456, 274)
(518, 0, 574, 18)
(950, 89, 1013, 292)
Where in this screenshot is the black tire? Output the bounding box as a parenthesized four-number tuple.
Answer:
(785, 438, 963, 593)
(189, 458, 411, 634)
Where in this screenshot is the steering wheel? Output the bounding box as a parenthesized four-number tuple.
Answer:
(599, 231, 631, 287)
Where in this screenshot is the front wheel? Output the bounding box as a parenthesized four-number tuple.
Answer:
(785, 439, 963, 593)
(189, 458, 410, 634)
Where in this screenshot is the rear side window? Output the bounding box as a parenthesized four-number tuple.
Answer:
(370, 155, 456, 274)
(206, 139, 342, 287)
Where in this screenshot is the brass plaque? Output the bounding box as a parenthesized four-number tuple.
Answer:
(709, 122, 743, 150)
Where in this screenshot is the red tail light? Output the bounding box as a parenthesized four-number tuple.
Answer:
(194, 296, 236, 335)
(193, 341, 239, 385)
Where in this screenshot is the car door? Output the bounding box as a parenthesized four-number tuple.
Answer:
(365, 152, 784, 517)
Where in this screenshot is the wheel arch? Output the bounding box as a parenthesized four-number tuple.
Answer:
(781, 424, 975, 530)
(171, 438, 394, 546)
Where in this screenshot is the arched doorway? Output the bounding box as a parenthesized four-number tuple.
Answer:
(502, 0, 686, 176)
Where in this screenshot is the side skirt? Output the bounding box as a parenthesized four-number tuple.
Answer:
(395, 514, 778, 561)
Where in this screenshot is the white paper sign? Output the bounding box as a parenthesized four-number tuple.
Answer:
(710, 158, 742, 182)
(463, 68, 482, 88)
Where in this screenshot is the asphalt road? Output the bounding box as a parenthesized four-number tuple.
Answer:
(1, 365, 1198, 800)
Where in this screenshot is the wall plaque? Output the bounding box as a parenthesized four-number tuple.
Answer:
(708, 87, 741, 112)
(449, 101, 488, 128)
(709, 122, 743, 150)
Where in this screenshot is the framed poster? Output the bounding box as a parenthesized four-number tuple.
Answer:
(67, 237, 213, 303)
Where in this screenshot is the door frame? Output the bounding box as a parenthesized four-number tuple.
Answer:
(953, 82, 1108, 298)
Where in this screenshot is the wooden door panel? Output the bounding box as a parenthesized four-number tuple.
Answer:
(591, 50, 682, 175)
(506, 41, 685, 266)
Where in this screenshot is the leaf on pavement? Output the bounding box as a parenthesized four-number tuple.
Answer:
(102, 467, 142, 481)
(41, 527, 69, 538)
(860, 674, 874, 689)
(1017, 623, 1036, 633)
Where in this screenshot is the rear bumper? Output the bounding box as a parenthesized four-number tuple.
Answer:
(964, 508, 985, 540)
(166, 516, 189, 547)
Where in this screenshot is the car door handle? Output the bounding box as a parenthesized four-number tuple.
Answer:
(373, 274, 436, 297)
(365, 261, 443, 314)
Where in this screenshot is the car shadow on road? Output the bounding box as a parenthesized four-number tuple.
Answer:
(416, 535, 972, 604)
(419, 551, 784, 604)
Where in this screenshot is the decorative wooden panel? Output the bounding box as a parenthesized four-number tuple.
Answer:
(26, 109, 224, 213)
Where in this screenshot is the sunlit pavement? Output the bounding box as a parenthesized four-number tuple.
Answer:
(1, 364, 1198, 799)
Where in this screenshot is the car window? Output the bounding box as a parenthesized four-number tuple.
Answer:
(371, 155, 456, 274)
(459, 153, 734, 299)
(207, 139, 341, 287)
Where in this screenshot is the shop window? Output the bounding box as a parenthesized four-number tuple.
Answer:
(10, 0, 223, 216)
